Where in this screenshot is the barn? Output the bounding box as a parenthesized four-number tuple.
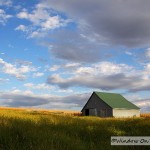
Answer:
(81, 92, 140, 117)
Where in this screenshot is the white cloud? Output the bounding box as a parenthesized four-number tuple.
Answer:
(28, 30, 47, 38)
(17, 10, 28, 19)
(0, 9, 12, 25)
(16, 4, 70, 38)
(75, 62, 132, 75)
(33, 72, 44, 77)
(48, 63, 81, 72)
(24, 83, 53, 90)
(15, 24, 27, 32)
(41, 16, 64, 30)
(0, 58, 37, 80)
(17, 8, 49, 25)
(48, 65, 60, 72)
(64, 63, 80, 68)
(125, 51, 133, 56)
(9, 89, 34, 95)
(57, 89, 73, 93)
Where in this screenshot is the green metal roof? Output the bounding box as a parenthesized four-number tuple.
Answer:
(94, 92, 140, 109)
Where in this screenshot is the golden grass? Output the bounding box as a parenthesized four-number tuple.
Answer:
(140, 113, 150, 118)
(0, 107, 82, 116)
(1, 107, 149, 117)
(0, 107, 150, 150)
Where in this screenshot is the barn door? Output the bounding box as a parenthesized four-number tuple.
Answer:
(85, 109, 89, 116)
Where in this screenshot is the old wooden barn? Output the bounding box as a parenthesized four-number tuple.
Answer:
(81, 92, 140, 117)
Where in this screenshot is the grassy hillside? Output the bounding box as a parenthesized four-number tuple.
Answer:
(0, 108, 150, 150)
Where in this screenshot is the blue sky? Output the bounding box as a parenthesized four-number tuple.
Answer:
(0, 0, 150, 112)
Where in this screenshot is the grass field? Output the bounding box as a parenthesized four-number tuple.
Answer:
(0, 108, 150, 150)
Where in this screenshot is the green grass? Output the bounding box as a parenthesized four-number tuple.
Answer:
(0, 109, 150, 150)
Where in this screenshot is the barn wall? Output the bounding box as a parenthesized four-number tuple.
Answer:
(113, 109, 140, 117)
(82, 93, 112, 117)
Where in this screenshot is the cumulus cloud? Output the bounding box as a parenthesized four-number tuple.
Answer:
(47, 61, 150, 92)
(42, 0, 150, 48)
(47, 73, 136, 90)
(16, 4, 70, 38)
(17, 10, 64, 29)
(0, 58, 37, 80)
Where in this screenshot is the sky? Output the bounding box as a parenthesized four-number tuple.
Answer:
(0, 0, 150, 112)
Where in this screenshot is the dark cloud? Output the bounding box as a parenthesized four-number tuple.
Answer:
(130, 84, 150, 92)
(43, 0, 150, 47)
(0, 91, 89, 109)
(56, 93, 90, 107)
(0, 93, 49, 107)
(43, 29, 108, 63)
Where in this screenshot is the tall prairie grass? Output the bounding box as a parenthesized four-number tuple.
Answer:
(0, 108, 149, 150)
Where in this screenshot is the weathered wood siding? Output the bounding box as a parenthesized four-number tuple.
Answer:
(113, 109, 140, 117)
(82, 93, 112, 117)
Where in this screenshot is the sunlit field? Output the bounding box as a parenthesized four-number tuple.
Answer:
(0, 108, 149, 150)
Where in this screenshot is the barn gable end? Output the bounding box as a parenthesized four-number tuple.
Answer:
(81, 92, 113, 117)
